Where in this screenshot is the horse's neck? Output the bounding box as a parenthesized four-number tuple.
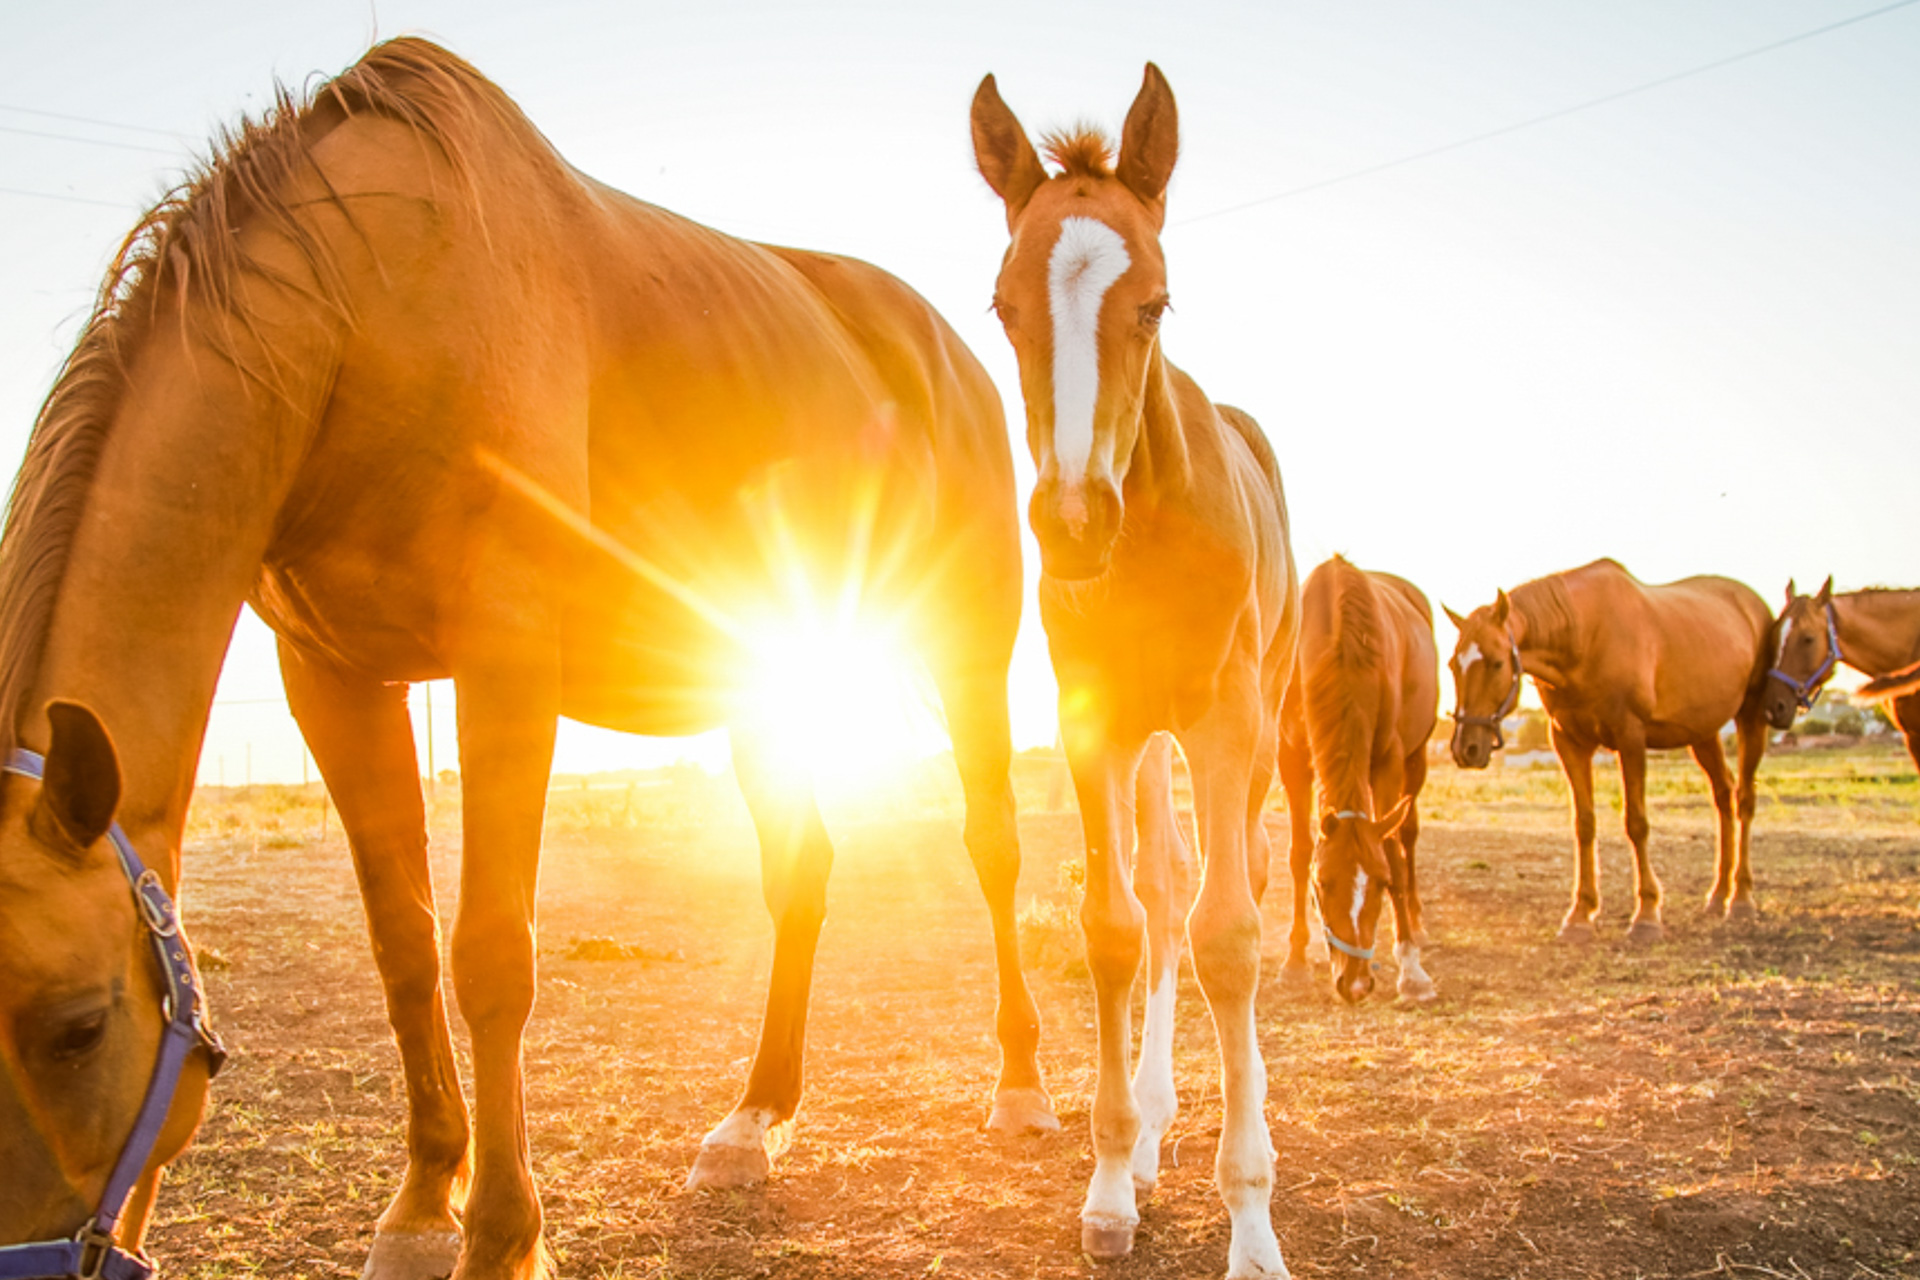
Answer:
(1837, 591, 1920, 675)
(1125, 352, 1195, 507)
(26, 372, 304, 870)
(1510, 584, 1575, 687)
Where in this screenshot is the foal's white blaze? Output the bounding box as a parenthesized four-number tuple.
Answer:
(1131, 958, 1180, 1192)
(1048, 217, 1131, 481)
(1458, 641, 1483, 673)
(1350, 867, 1368, 931)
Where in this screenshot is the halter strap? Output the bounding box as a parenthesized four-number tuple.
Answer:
(1451, 625, 1524, 750)
(0, 749, 225, 1280)
(1313, 809, 1383, 962)
(1768, 600, 1843, 712)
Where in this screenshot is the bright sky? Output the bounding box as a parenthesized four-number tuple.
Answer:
(3, 1, 1917, 785)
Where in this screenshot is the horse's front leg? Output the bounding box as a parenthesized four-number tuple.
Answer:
(685, 729, 835, 1189)
(1728, 706, 1769, 921)
(1619, 726, 1664, 944)
(1065, 726, 1150, 1259)
(448, 625, 561, 1280)
(1690, 735, 1738, 917)
(1551, 723, 1602, 943)
(281, 641, 470, 1280)
(1130, 731, 1193, 1196)
(1179, 683, 1288, 1280)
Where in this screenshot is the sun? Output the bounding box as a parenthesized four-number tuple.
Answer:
(733, 607, 948, 796)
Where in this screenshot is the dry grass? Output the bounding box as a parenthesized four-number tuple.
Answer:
(152, 740, 1920, 1278)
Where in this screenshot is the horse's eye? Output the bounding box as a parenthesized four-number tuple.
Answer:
(49, 1010, 108, 1063)
(1139, 300, 1168, 329)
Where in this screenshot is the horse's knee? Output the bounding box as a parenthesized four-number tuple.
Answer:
(1573, 810, 1598, 845)
(450, 912, 535, 1031)
(1081, 893, 1145, 984)
(1625, 813, 1650, 847)
(1189, 901, 1261, 1003)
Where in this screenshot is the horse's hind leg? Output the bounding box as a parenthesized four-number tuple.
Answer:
(686, 729, 835, 1189)
(1131, 732, 1193, 1195)
(1691, 735, 1739, 917)
(1896, 695, 1920, 773)
(1275, 702, 1317, 981)
(280, 640, 470, 1280)
(929, 655, 1056, 1134)
(1619, 730, 1665, 944)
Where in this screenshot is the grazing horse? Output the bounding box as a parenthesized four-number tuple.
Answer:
(1276, 557, 1438, 1003)
(1764, 578, 1920, 769)
(1446, 559, 1774, 942)
(972, 65, 1301, 1280)
(0, 39, 1056, 1280)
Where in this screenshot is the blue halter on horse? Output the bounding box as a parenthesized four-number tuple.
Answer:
(0, 750, 225, 1280)
(1313, 809, 1381, 963)
(1768, 600, 1843, 713)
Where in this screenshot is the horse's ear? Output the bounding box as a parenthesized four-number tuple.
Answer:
(1816, 576, 1833, 606)
(1784, 579, 1797, 609)
(1491, 590, 1511, 627)
(1442, 604, 1468, 631)
(1116, 62, 1179, 208)
(34, 701, 122, 854)
(971, 74, 1047, 219)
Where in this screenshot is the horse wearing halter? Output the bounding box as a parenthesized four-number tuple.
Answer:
(0, 751, 225, 1280)
(1311, 809, 1403, 964)
(1451, 626, 1523, 750)
(1768, 599, 1843, 712)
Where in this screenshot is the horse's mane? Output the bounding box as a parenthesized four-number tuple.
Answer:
(0, 38, 501, 757)
(1510, 572, 1579, 656)
(1041, 126, 1115, 179)
(1305, 556, 1384, 807)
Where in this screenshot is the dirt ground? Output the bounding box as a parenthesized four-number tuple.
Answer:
(149, 742, 1920, 1279)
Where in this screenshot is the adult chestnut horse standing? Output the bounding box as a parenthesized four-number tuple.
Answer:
(1447, 559, 1774, 942)
(973, 66, 1301, 1279)
(1764, 578, 1920, 769)
(0, 40, 1056, 1280)
(1276, 557, 1438, 1004)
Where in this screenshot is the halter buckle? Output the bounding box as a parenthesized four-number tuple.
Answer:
(74, 1222, 115, 1280)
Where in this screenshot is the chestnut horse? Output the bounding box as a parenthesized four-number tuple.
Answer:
(0, 40, 1056, 1280)
(973, 65, 1301, 1280)
(1447, 560, 1774, 942)
(1764, 578, 1920, 769)
(1277, 557, 1438, 1004)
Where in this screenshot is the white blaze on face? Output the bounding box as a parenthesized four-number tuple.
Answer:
(1350, 866, 1369, 931)
(1048, 217, 1131, 481)
(1458, 641, 1483, 674)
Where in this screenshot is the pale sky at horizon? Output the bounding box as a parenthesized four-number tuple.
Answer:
(2, 1, 1916, 785)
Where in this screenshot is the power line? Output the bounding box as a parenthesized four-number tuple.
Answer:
(1173, 0, 1920, 228)
(0, 122, 181, 157)
(0, 102, 188, 141)
(0, 184, 131, 211)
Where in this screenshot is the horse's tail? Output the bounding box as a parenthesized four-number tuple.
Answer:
(1859, 659, 1920, 701)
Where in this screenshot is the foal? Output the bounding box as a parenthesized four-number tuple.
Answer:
(973, 65, 1301, 1280)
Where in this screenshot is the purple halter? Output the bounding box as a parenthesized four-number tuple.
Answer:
(1767, 601, 1843, 712)
(1450, 626, 1523, 750)
(0, 749, 225, 1280)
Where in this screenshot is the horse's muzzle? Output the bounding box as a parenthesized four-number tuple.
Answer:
(1763, 680, 1801, 732)
(1450, 722, 1495, 770)
(1333, 960, 1374, 1004)
(1030, 476, 1121, 581)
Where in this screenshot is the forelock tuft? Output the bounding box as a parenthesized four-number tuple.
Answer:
(1040, 126, 1114, 178)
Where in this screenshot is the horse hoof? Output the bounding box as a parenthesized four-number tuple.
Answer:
(1397, 979, 1438, 1004)
(1725, 899, 1759, 923)
(1278, 960, 1315, 988)
(362, 1230, 462, 1280)
(1702, 895, 1726, 917)
(987, 1086, 1061, 1135)
(1081, 1217, 1138, 1260)
(1131, 1171, 1157, 1198)
(1556, 920, 1597, 945)
(683, 1141, 770, 1191)
(1625, 919, 1664, 946)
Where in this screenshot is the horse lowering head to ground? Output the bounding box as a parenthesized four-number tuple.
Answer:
(973, 64, 1301, 1280)
(1276, 557, 1438, 1005)
(0, 39, 1054, 1280)
(1446, 560, 1774, 945)
(1766, 580, 1920, 771)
